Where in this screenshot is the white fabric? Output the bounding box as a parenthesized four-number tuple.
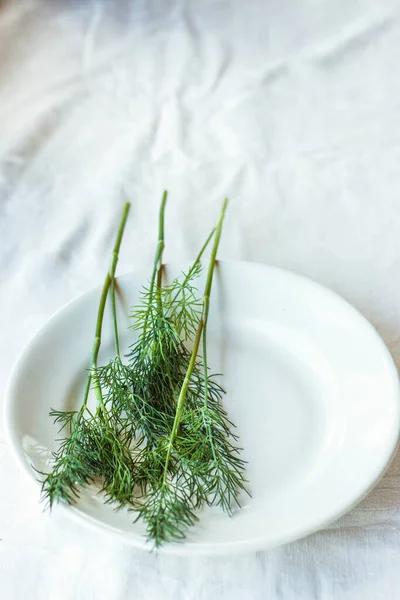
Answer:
(1, 0, 400, 598)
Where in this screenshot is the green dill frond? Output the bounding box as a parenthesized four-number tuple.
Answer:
(40, 408, 96, 508)
(144, 485, 199, 548)
(134, 477, 199, 548)
(41, 398, 142, 511)
(40, 203, 134, 511)
(42, 194, 249, 548)
(91, 414, 139, 508)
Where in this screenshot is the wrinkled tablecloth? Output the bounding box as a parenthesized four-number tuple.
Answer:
(1, 1, 400, 598)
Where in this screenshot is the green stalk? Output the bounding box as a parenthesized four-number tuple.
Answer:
(162, 199, 228, 484)
(146, 192, 215, 323)
(111, 278, 120, 357)
(86, 202, 131, 407)
(143, 191, 168, 335)
(156, 191, 167, 297)
(201, 201, 227, 411)
(153, 191, 167, 299)
(168, 226, 216, 308)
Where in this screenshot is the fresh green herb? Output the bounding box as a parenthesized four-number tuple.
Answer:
(39, 203, 136, 509)
(40, 194, 249, 548)
(121, 193, 216, 445)
(131, 198, 248, 546)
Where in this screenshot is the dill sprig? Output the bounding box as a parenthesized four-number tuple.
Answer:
(133, 198, 249, 547)
(124, 193, 215, 442)
(40, 202, 134, 509)
(186, 200, 248, 514)
(40, 192, 249, 548)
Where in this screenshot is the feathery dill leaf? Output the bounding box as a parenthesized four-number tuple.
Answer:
(40, 203, 134, 509)
(133, 198, 248, 546)
(40, 192, 249, 548)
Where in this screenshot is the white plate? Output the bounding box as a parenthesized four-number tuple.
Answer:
(4, 261, 400, 555)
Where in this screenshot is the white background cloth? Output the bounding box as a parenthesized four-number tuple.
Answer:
(1, 0, 400, 598)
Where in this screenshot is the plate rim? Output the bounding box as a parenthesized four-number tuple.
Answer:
(4, 260, 400, 556)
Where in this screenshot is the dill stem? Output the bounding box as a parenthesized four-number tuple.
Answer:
(89, 202, 131, 407)
(201, 200, 227, 410)
(162, 199, 228, 484)
(144, 191, 167, 335)
(156, 191, 167, 288)
(200, 201, 228, 465)
(168, 227, 216, 308)
(184, 227, 216, 282)
(111, 278, 120, 357)
(152, 191, 167, 284)
(82, 373, 92, 408)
